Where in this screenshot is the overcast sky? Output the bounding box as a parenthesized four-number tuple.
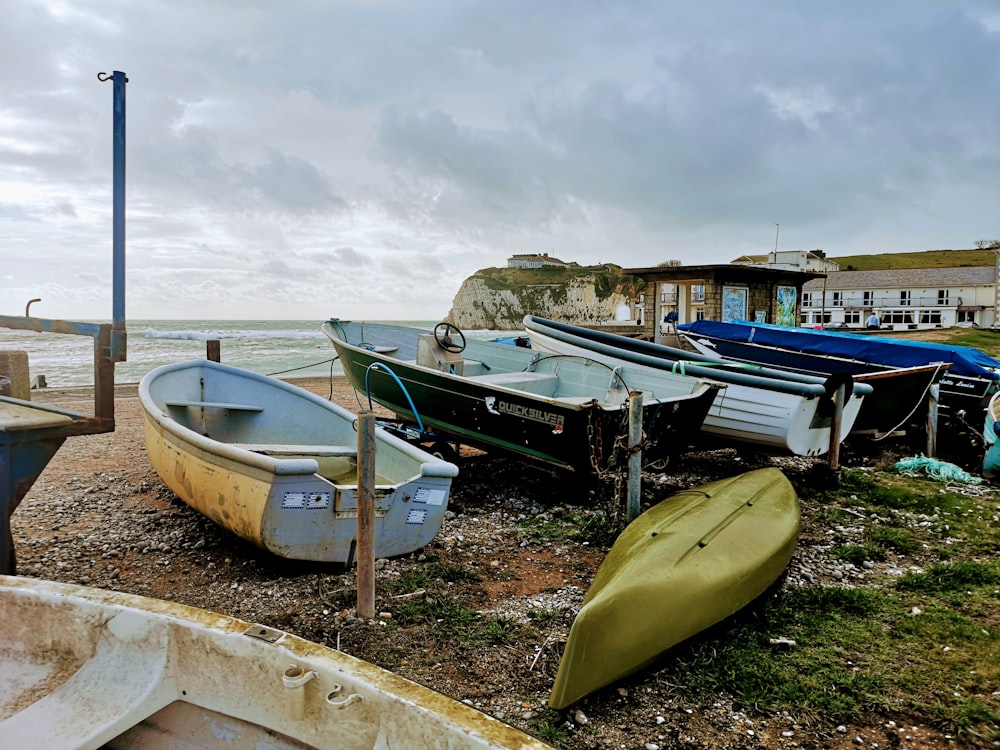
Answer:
(2, 2, 999, 321)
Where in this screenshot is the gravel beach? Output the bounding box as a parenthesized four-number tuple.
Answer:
(8, 375, 994, 749)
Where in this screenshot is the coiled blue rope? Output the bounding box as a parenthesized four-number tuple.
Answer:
(895, 455, 982, 485)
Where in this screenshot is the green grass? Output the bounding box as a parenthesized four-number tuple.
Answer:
(647, 469, 1000, 741)
(516, 508, 618, 547)
(832, 248, 994, 271)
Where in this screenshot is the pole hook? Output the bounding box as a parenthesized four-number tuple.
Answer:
(97, 72, 111, 82)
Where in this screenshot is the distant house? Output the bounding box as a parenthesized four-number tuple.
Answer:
(732, 250, 840, 274)
(507, 253, 570, 269)
(800, 266, 996, 330)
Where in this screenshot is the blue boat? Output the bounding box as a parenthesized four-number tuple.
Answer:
(678, 319, 999, 426)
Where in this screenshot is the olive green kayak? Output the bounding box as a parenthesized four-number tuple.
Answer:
(549, 467, 800, 709)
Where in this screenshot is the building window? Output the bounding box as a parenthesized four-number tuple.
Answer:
(802, 292, 813, 307)
(919, 311, 943, 325)
(692, 285, 705, 303)
(886, 311, 915, 325)
(695, 308, 706, 321)
(958, 310, 976, 323)
(832, 291, 842, 306)
(863, 291, 873, 306)
(900, 290, 911, 306)
(937, 290, 949, 305)
(845, 310, 861, 325)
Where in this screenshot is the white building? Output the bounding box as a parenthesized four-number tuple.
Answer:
(799, 266, 996, 330)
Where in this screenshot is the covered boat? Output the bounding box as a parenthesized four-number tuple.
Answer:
(321, 319, 719, 477)
(522, 316, 872, 456)
(677, 320, 951, 436)
(139, 360, 458, 563)
(678, 319, 999, 422)
(0, 575, 551, 749)
(548, 468, 800, 709)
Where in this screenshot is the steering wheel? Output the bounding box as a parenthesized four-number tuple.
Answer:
(434, 322, 466, 353)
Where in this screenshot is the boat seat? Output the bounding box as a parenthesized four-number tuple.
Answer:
(232, 443, 357, 456)
(467, 371, 559, 396)
(164, 400, 263, 412)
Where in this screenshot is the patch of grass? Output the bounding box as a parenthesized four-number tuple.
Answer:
(833, 544, 877, 566)
(526, 608, 565, 628)
(481, 616, 520, 646)
(659, 577, 999, 740)
(867, 525, 920, 555)
(895, 561, 1000, 593)
(516, 509, 616, 547)
(530, 709, 572, 744)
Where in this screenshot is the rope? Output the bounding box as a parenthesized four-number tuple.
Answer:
(894, 455, 982, 484)
(265, 358, 337, 377)
(869, 363, 946, 442)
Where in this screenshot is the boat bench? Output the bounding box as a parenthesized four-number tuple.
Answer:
(232, 443, 357, 456)
(164, 400, 263, 412)
(468, 371, 559, 396)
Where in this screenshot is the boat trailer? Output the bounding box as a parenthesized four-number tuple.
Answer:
(0, 71, 128, 574)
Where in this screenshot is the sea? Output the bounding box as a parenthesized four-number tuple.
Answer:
(0, 319, 504, 388)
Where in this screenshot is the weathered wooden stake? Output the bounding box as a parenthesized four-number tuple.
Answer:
(626, 391, 643, 522)
(356, 410, 376, 619)
(926, 384, 939, 458)
(207, 340, 221, 362)
(827, 382, 846, 471)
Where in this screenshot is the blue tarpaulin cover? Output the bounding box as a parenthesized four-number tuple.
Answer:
(677, 320, 1000, 381)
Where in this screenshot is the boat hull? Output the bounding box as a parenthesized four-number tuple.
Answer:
(0, 575, 551, 749)
(324, 321, 719, 476)
(140, 361, 458, 563)
(679, 319, 999, 420)
(681, 333, 949, 435)
(548, 468, 800, 709)
(522, 317, 870, 456)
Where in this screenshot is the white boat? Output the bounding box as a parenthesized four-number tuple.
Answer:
(522, 316, 872, 456)
(0, 575, 552, 749)
(139, 360, 458, 563)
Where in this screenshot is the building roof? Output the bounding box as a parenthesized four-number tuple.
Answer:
(802, 266, 996, 291)
(625, 263, 824, 284)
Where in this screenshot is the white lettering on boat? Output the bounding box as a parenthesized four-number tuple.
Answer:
(492, 400, 566, 428)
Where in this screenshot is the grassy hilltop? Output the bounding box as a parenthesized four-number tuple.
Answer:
(832, 248, 996, 271)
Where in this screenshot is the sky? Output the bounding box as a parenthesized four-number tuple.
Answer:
(2, 2, 999, 321)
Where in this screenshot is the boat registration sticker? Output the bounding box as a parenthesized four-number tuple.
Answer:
(406, 509, 428, 525)
(412, 487, 446, 505)
(282, 491, 332, 509)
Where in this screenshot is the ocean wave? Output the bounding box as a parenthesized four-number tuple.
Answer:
(142, 327, 324, 341)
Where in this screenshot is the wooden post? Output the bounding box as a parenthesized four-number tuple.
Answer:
(207, 340, 221, 362)
(827, 382, 845, 471)
(926, 384, 939, 458)
(356, 410, 376, 619)
(626, 392, 643, 522)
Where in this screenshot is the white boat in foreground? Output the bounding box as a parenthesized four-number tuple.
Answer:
(139, 360, 458, 563)
(0, 575, 551, 749)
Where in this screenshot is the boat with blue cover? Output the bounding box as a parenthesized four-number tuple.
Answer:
(678, 319, 999, 425)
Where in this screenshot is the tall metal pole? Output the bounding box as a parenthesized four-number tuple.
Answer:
(110, 70, 127, 363)
(774, 223, 780, 253)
